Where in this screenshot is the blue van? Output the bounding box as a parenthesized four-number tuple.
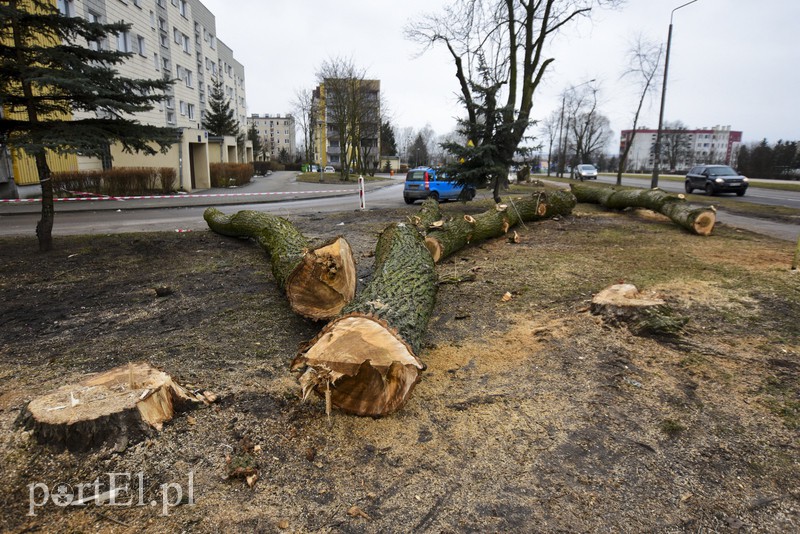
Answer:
(403, 167, 476, 204)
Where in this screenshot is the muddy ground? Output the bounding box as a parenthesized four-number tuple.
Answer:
(0, 193, 798, 533)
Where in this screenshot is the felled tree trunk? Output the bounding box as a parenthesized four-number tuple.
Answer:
(571, 183, 716, 236)
(16, 362, 213, 451)
(291, 223, 436, 417)
(204, 208, 357, 320)
(424, 190, 577, 263)
(408, 197, 443, 229)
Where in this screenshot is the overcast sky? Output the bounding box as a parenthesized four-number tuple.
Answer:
(202, 0, 799, 149)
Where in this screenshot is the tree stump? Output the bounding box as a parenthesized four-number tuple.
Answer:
(590, 283, 665, 323)
(204, 208, 357, 320)
(291, 223, 435, 417)
(17, 362, 212, 451)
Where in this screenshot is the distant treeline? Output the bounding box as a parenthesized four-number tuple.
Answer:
(737, 139, 800, 180)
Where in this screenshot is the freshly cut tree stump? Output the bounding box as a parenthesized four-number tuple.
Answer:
(571, 183, 716, 236)
(424, 190, 577, 262)
(17, 362, 212, 451)
(590, 283, 665, 323)
(292, 223, 436, 417)
(204, 208, 356, 320)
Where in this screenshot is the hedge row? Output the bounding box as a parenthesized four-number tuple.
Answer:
(210, 163, 254, 187)
(52, 168, 177, 196)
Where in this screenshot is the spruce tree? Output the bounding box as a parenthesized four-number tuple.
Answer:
(0, 0, 178, 251)
(202, 78, 239, 137)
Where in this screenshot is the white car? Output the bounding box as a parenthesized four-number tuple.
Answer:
(324, 166, 335, 173)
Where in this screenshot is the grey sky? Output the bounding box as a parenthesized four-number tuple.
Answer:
(203, 0, 799, 148)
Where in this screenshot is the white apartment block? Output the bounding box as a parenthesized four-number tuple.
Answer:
(619, 125, 743, 172)
(39, 0, 249, 190)
(247, 114, 296, 161)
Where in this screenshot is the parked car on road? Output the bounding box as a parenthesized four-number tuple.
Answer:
(403, 167, 476, 204)
(684, 165, 749, 196)
(324, 166, 335, 173)
(573, 164, 598, 180)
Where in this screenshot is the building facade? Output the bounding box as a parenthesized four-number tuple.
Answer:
(6, 0, 248, 192)
(619, 125, 743, 172)
(311, 79, 380, 172)
(247, 114, 296, 161)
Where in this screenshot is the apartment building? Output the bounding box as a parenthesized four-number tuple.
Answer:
(619, 125, 743, 172)
(7, 0, 248, 193)
(247, 114, 296, 161)
(311, 79, 381, 172)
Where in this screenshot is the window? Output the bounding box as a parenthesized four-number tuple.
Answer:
(159, 33, 168, 48)
(167, 111, 175, 124)
(158, 17, 166, 31)
(179, 0, 188, 18)
(185, 69, 193, 88)
(181, 33, 190, 53)
(117, 31, 131, 53)
(57, 0, 74, 16)
(165, 96, 174, 109)
(153, 52, 159, 71)
(173, 28, 180, 44)
(209, 35, 216, 49)
(156, 0, 165, 7)
(162, 57, 170, 72)
(187, 103, 195, 120)
(87, 12, 101, 50)
(133, 0, 141, 7)
(179, 100, 187, 116)
(137, 35, 146, 56)
(150, 11, 155, 29)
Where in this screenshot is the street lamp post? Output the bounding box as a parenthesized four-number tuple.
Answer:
(651, 0, 699, 189)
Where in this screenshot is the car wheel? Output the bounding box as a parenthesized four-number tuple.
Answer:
(404, 197, 414, 205)
(705, 183, 715, 196)
(736, 190, 746, 197)
(468, 188, 476, 200)
(685, 181, 693, 194)
(428, 191, 439, 201)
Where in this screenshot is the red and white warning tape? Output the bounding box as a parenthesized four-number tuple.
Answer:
(0, 189, 354, 203)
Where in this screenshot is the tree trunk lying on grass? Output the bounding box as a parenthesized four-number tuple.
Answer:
(570, 183, 716, 236)
(408, 197, 443, 229)
(16, 362, 214, 451)
(291, 223, 436, 417)
(424, 190, 577, 262)
(204, 208, 357, 321)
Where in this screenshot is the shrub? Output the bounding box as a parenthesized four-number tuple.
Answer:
(210, 163, 253, 188)
(52, 167, 177, 197)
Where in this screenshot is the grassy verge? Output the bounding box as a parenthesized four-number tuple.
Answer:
(295, 172, 389, 184)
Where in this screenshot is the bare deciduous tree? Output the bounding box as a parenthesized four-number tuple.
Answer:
(617, 36, 663, 184)
(292, 88, 314, 164)
(406, 0, 620, 202)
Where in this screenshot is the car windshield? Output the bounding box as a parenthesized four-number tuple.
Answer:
(579, 165, 596, 170)
(707, 166, 737, 176)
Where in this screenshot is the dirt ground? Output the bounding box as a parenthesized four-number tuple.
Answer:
(0, 193, 798, 533)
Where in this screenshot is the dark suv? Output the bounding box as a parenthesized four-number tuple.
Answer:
(685, 165, 749, 196)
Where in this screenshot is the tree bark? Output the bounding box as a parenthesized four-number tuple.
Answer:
(35, 153, 54, 252)
(570, 183, 716, 236)
(408, 197, 443, 229)
(204, 208, 356, 320)
(291, 223, 436, 417)
(424, 190, 577, 263)
(16, 362, 213, 451)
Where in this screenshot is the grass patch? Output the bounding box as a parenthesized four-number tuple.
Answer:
(660, 418, 686, 437)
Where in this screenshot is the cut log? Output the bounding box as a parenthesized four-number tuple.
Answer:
(291, 223, 436, 416)
(571, 183, 716, 236)
(409, 197, 443, 229)
(204, 208, 356, 320)
(16, 362, 212, 451)
(424, 190, 577, 262)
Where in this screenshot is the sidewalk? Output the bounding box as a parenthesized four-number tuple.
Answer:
(0, 171, 400, 215)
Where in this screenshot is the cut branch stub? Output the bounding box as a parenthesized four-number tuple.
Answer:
(204, 208, 356, 320)
(424, 190, 576, 263)
(16, 362, 212, 451)
(291, 223, 437, 416)
(571, 183, 716, 236)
